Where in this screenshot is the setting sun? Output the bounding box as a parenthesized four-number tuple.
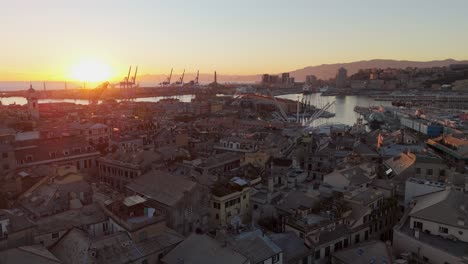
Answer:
(70, 59, 112, 82)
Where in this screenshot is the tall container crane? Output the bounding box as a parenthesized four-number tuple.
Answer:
(161, 68, 173, 86)
(188, 70, 199, 86)
(174, 69, 185, 86)
(119, 66, 138, 100)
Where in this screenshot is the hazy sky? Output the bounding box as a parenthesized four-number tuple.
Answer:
(1, 0, 468, 81)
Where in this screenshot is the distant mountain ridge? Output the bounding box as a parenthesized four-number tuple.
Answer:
(137, 59, 468, 83)
(288, 59, 468, 81)
(2, 59, 467, 89)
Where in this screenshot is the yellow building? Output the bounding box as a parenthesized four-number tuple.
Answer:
(243, 151, 270, 167)
(210, 102, 223, 113)
(211, 178, 251, 227)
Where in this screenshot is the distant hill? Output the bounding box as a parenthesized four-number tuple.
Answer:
(138, 59, 468, 84)
(2, 59, 467, 90)
(288, 59, 468, 81)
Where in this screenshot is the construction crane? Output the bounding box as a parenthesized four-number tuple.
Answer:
(89, 82, 110, 105)
(120, 66, 132, 87)
(131, 66, 138, 85)
(119, 66, 138, 100)
(174, 69, 185, 86)
(160, 68, 173, 86)
(187, 70, 200, 86)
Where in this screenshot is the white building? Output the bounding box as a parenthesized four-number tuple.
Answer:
(404, 177, 445, 208)
(393, 188, 468, 264)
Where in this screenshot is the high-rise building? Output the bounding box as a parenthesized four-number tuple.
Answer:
(269, 75, 280, 84)
(306, 75, 318, 85)
(335, 67, 348, 88)
(281, 73, 290, 84)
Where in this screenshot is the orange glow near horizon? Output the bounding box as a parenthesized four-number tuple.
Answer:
(70, 59, 113, 83)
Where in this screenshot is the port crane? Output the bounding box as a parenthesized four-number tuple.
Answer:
(160, 68, 173, 86)
(174, 69, 185, 86)
(120, 66, 132, 88)
(119, 66, 138, 100)
(131, 66, 138, 86)
(192, 70, 200, 85)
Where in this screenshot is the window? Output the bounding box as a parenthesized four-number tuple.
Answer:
(2, 153, 8, 159)
(52, 232, 59, 239)
(439, 226, 448, 234)
(2, 164, 9, 170)
(272, 254, 280, 263)
(26, 155, 33, 162)
(315, 250, 321, 260)
(423, 256, 429, 262)
(334, 241, 342, 250)
(325, 246, 330, 257)
(102, 222, 109, 232)
(344, 238, 349, 248)
(415, 167, 421, 174)
(427, 169, 433, 176)
(440, 169, 445, 176)
(141, 259, 148, 264)
(355, 234, 360, 244)
(365, 230, 369, 240)
(215, 214, 219, 220)
(413, 221, 423, 229)
(302, 256, 308, 264)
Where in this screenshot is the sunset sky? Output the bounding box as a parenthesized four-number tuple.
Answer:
(2, 0, 468, 81)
